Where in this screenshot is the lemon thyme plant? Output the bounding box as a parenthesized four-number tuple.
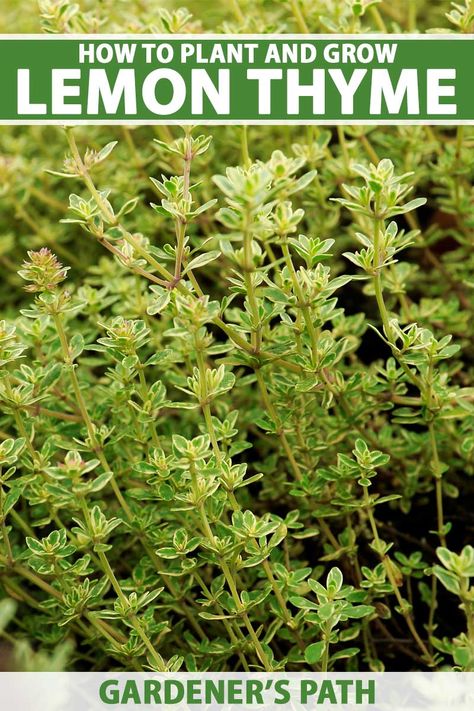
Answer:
(0, 0, 473, 673)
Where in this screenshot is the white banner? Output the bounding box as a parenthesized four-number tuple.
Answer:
(0, 672, 474, 710)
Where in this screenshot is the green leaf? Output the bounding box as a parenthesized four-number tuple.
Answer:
(397, 198, 427, 214)
(289, 596, 319, 611)
(330, 647, 360, 661)
(305, 641, 325, 664)
(432, 565, 460, 594)
(327, 567, 343, 593)
(344, 604, 375, 619)
(148, 287, 171, 316)
(182, 251, 220, 275)
(2, 485, 23, 516)
(69, 333, 85, 361)
(89, 472, 113, 493)
(95, 141, 118, 164)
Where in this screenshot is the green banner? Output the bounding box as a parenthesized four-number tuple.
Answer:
(1, 35, 473, 123)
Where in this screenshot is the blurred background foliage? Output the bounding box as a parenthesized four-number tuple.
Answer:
(0, 0, 462, 34)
